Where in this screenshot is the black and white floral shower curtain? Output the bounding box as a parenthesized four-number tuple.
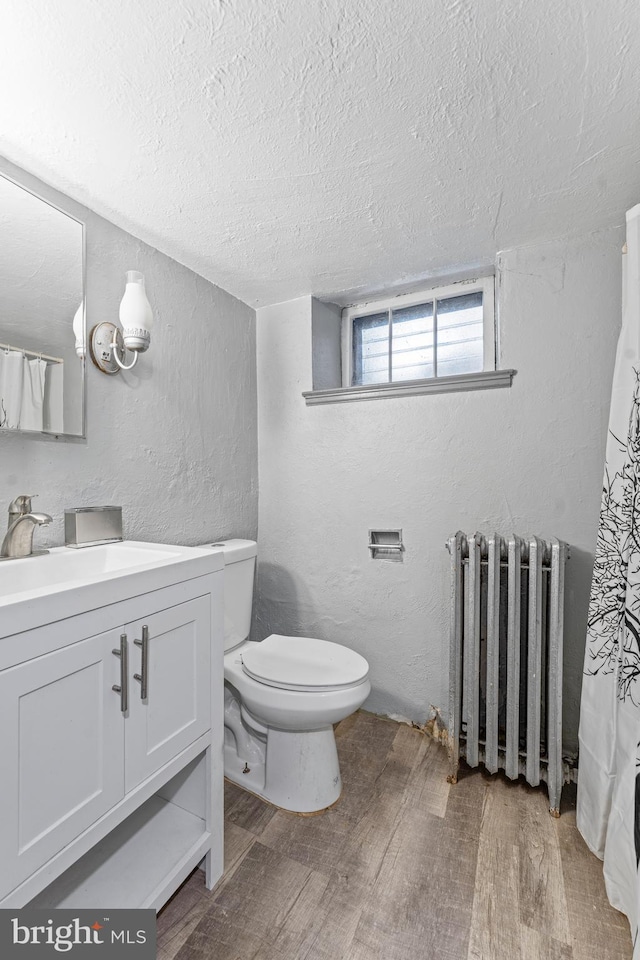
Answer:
(578, 204, 640, 955)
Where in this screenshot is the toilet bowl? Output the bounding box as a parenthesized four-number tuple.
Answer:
(206, 539, 371, 813)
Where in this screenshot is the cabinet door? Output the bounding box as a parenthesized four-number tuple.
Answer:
(0, 629, 125, 898)
(125, 596, 210, 793)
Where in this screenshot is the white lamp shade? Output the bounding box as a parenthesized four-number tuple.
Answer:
(119, 271, 153, 352)
(72, 302, 85, 358)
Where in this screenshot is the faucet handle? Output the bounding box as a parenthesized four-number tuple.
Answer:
(9, 495, 36, 518)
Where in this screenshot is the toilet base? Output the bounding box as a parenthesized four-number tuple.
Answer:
(224, 725, 342, 814)
(224, 740, 266, 797)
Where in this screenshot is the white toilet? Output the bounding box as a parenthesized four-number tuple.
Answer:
(209, 539, 371, 813)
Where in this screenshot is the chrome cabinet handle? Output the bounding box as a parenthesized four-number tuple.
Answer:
(134, 624, 149, 700)
(112, 634, 128, 714)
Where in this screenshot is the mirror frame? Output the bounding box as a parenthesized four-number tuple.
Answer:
(0, 157, 86, 442)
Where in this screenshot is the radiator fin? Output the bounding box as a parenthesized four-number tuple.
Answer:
(485, 533, 501, 775)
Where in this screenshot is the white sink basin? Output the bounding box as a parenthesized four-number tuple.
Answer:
(0, 542, 183, 599)
(0, 540, 223, 638)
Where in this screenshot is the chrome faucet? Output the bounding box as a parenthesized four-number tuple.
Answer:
(0, 495, 52, 560)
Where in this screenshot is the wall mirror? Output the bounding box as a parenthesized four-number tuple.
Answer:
(0, 171, 85, 438)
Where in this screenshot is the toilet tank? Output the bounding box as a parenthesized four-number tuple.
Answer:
(208, 539, 257, 652)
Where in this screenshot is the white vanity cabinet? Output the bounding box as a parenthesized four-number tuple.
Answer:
(0, 549, 223, 912)
(0, 626, 126, 896)
(124, 595, 211, 793)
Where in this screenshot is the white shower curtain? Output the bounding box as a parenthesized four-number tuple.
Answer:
(43, 361, 64, 434)
(578, 203, 640, 954)
(20, 357, 47, 431)
(0, 349, 24, 428)
(0, 351, 49, 431)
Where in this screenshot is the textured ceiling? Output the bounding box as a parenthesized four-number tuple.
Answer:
(1, 0, 639, 307)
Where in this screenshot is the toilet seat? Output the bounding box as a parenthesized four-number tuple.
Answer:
(241, 634, 369, 692)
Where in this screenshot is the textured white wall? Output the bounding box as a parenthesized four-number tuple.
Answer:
(0, 161, 258, 551)
(255, 228, 622, 753)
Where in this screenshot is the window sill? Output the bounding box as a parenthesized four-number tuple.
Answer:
(302, 369, 516, 405)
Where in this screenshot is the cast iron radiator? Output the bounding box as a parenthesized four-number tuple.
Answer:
(446, 531, 570, 816)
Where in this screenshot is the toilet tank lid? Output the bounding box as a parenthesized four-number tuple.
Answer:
(207, 538, 257, 563)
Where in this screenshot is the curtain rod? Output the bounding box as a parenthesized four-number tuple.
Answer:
(0, 342, 64, 364)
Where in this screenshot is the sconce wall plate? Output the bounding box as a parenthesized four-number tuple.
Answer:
(89, 322, 125, 375)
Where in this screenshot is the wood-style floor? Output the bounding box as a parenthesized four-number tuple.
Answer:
(157, 712, 632, 960)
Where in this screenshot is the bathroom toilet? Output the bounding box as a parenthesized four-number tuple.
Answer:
(208, 539, 371, 813)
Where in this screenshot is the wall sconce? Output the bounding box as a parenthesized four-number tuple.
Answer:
(89, 271, 154, 375)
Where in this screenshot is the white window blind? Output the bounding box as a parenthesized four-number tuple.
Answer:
(351, 289, 486, 387)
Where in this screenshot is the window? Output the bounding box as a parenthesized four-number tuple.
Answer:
(342, 277, 495, 388)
